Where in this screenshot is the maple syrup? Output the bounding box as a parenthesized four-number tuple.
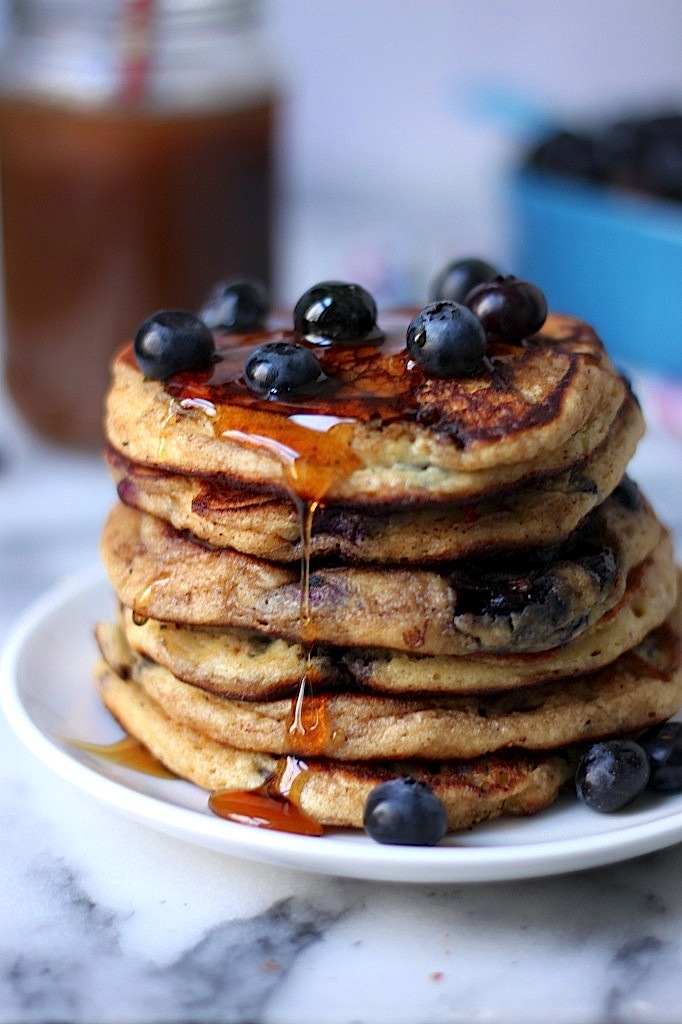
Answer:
(209, 756, 324, 836)
(166, 326, 376, 831)
(115, 316, 604, 835)
(163, 324, 416, 425)
(69, 736, 176, 778)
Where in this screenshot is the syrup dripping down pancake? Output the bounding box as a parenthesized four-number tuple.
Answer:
(96, 295, 681, 837)
(105, 392, 643, 564)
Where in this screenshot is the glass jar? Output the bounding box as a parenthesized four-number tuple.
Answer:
(0, 0, 278, 447)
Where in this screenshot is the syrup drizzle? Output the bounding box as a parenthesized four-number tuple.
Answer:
(101, 320, 614, 837)
(212, 405, 362, 503)
(212, 486, 333, 832)
(206, 417, 337, 830)
(127, 326, 422, 835)
(69, 735, 177, 778)
(297, 496, 318, 634)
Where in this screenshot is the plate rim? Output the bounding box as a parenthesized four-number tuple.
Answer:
(3, 568, 682, 884)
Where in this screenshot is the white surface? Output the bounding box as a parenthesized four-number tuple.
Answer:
(5, 571, 682, 887)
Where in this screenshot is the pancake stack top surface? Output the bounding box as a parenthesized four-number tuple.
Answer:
(95, 267, 682, 843)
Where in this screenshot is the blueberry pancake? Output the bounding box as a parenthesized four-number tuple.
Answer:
(104, 311, 629, 505)
(100, 488, 661, 656)
(118, 543, 677, 700)
(96, 591, 682, 762)
(105, 392, 643, 564)
(94, 658, 574, 832)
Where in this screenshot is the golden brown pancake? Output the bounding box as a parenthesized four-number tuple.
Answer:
(118, 540, 678, 699)
(96, 595, 682, 762)
(94, 660, 573, 832)
(106, 393, 643, 563)
(104, 313, 629, 505)
(100, 489, 662, 656)
(120, 608, 345, 699)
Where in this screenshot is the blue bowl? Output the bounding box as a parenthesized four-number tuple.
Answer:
(509, 169, 682, 378)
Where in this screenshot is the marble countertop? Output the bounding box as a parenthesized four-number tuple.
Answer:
(2, 372, 682, 1024)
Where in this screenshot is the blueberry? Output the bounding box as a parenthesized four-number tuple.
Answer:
(465, 275, 547, 343)
(640, 721, 682, 793)
(133, 310, 215, 380)
(575, 739, 650, 813)
(363, 776, 448, 846)
(294, 281, 379, 344)
(244, 341, 325, 399)
(429, 257, 500, 304)
(406, 301, 487, 378)
(526, 129, 604, 181)
(199, 279, 268, 332)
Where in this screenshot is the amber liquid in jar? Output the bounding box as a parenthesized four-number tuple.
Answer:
(0, 95, 275, 447)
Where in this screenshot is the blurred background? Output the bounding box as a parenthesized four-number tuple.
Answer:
(270, 0, 682, 304)
(1, 0, 682, 449)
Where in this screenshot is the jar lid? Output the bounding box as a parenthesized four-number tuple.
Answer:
(2, 0, 273, 108)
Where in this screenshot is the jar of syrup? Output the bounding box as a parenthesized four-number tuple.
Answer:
(0, 0, 277, 447)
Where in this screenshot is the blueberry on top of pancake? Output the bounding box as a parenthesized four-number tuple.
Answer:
(105, 277, 630, 504)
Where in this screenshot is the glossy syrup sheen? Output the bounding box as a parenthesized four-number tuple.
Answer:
(209, 756, 324, 836)
(165, 323, 417, 423)
(163, 327, 369, 833)
(125, 321, 417, 503)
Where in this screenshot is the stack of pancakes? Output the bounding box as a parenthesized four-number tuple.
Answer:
(95, 306, 682, 834)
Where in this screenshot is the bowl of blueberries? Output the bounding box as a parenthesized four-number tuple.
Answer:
(509, 108, 682, 378)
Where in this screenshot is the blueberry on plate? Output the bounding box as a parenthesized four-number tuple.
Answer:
(575, 739, 650, 813)
(134, 310, 215, 380)
(429, 257, 500, 304)
(199, 279, 269, 332)
(406, 301, 487, 378)
(363, 776, 448, 846)
(294, 281, 379, 344)
(640, 721, 682, 793)
(465, 275, 547, 343)
(244, 341, 326, 399)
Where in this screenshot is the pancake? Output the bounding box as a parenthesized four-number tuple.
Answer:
(349, 547, 679, 695)
(94, 661, 573, 832)
(104, 312, 630, 505)
(119, 539, 678, 699)
(96, 594, 682, 762)
(100, 488, 662, 656)
(106, 393, 643, 563)
(120, 608, 346, 699)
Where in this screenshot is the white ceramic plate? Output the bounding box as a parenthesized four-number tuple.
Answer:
(3, 568, 682, 884)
